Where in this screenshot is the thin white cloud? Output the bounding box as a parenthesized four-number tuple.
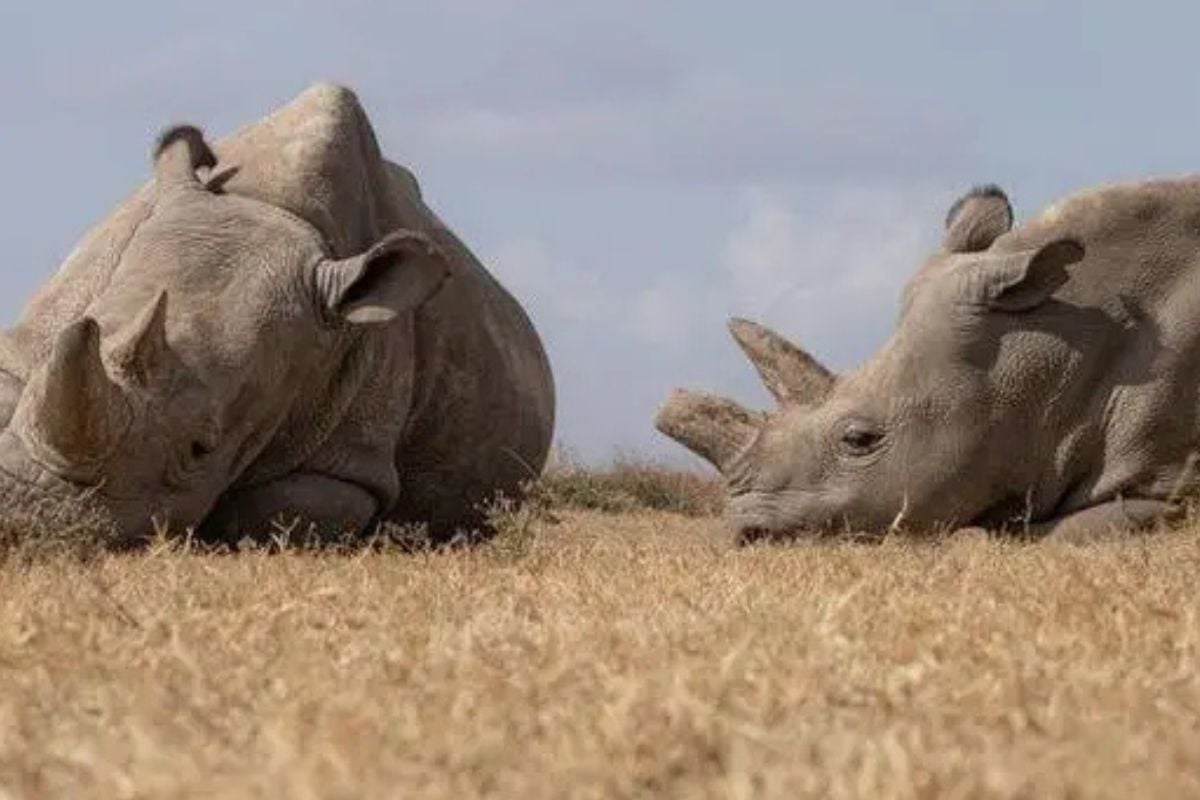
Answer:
(476, 182, 949, 460)
(719, 185, 942, 366)
(488, 238, 697, 350)
(723, 190, 816, 308)
(488, 183, 946, 377)
(488, 237, 615, 326)
(398, 74, 971, 186)
(629, 283, 699, 349)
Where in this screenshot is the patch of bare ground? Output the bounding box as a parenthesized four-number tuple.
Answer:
(1, 509, 1199, 798)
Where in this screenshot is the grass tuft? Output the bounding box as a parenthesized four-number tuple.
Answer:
(0, 497, 118, 565)
(538, 450, 722, 517)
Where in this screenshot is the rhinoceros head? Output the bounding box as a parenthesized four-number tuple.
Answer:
(0, 125, 450, 542)
(656, 186, 1085, 541)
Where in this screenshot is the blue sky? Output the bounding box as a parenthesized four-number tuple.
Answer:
(3, 2, 1199, 461)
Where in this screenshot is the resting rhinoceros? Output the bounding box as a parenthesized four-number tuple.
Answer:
(657, 181, 1200, 542)
(0, 84, 554, 545)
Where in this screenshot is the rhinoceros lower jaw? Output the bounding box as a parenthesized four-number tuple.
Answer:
(0, 428, 126, 535)
(0, 458, 119, 536)
(0, 428, 93, 491)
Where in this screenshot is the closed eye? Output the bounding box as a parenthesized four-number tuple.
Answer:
(165, 437, 216, 490)
(840, 424, 885, 455)
(187, 424, 220, 465)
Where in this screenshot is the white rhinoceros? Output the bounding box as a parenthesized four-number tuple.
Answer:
(0, 84, 555, 545)
(658, 182, 1200, 542)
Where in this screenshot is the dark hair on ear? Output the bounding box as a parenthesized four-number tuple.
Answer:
(945, 184, 1011, 229)
(152, 124, 216, 170)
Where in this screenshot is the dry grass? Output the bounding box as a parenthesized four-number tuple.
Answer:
(538, 452, 723, 516)
(1, 504, 1199, 798)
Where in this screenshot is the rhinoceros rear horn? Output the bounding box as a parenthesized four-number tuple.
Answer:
(654, 389, 764, 473)
(728, 318, 834, 407)
(153, 124, 217, 192)
(110, 291, 171, 387)
(22, 318, 129, 467)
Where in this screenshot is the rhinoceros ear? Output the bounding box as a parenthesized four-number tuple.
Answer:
(972, 238, 1085, 312)
(944, 185, 1013, 253)
(316, 230, 451, 325)
(153, 125, 217, 193)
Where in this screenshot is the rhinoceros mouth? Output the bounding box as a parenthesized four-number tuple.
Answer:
(0, 458, 102, 510)
(0, 426, 152, 504)
(726, 493, 889, 543)
(0, 457, 88, 501)
(0, 428, 98, 495)
(0, 429, 128, 541)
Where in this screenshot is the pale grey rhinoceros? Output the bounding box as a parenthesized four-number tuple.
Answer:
(657, 182, 1200, 542)
(0, 83, 554, 545)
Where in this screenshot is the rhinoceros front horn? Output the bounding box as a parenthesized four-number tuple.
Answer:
(21, 318, 129, 468)
(654, 389, 764, 473)
(727, 317, 834, 406)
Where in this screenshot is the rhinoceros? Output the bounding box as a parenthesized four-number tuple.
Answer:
(657, 181, 1200, 542)
(0, 83, 554, 545)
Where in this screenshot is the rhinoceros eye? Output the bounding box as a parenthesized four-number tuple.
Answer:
(166, 436, 217, 489)
(840, 422, 885, 455)
(186, 425, 220, 465)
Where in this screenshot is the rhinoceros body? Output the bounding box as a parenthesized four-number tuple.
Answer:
(658, 181, 1200, 541)
(0, 84, 554, 544)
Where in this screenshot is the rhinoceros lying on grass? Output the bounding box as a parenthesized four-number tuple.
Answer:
(0, 84, 554, 545)
(658, 181, 1200, 542)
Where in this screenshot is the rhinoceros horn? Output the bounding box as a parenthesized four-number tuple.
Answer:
(727, 317, 834, 406)
(24, 318, 129, 468)
(110, 291, 170, 387)
(654, 389, 765, 473)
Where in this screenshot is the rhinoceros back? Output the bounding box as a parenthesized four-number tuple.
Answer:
(214, 85, 554, 533)
(989, 177, 1200, 507)
(253, 102, 556, 532)
(392, 174, 555, 534)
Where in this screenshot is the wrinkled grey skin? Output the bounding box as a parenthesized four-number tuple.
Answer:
(0, 84, 554, 545)
(658, 181, 1200, 542)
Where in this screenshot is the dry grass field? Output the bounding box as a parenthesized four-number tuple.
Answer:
(1, 464, 1199, 798)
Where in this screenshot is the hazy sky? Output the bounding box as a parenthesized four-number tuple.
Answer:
(3, 2, 1199, 461)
